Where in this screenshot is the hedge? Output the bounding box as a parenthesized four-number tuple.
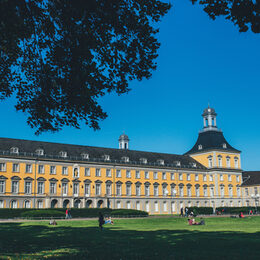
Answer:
(0, 208, 148, 219)
(216, 207, 260, 214)
(187, 207, 213, 215)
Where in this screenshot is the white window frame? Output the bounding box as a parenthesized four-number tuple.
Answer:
(85, 168, 90, 176)
(0, 181, 5, 193)
(106, 169, 111, 177)
(96, 168, 101, 177)
(126, 184, 131, 196)
(12, 163, 19, 172)
(85, 183, 90, 196)
(116, 169, 121, 178)
(145, 171, 149, 179)
(25, 181, 32, 194)
(116, 184, 122, 196)
(135, 170, 140, 179)
(50, 165, 56, 175)
(187, 174, 191, 181)
(145, 185, 150, 196)
(95, 183, 101, 195)
(154, 185, 159, 196)
(25, 164, 32, 173)
(195, 174, 199, 181)
(136, 185, 141, 196)
(162, 172, 166, 180)
(12, 181, 19, 193)
(153, 172, 158, 180)
(38, 165, 44, 174)
(62, 166, 68, 175)
(73, 183, 79, 196)
(126, 170, 131, 178)
(171, 173, 175, 180)
(0, 163, 6, 172)
(50, 182, 56, 195)
(62, 183, 68, 196)
(179, 173, 183, 181)
(37, 182, 44, 194)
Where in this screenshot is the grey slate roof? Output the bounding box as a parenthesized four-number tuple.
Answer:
(185, 130, 240, 155)
(0, 137, 206, 170)
(242, 171, 260, 186)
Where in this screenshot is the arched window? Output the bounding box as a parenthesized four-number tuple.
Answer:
(24, 200, 31, 208)
(11, 200, 17, 208)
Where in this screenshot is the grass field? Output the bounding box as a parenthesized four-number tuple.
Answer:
(1, 216, 260, 259)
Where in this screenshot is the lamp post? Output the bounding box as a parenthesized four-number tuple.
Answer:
(251, 194, 259, 214)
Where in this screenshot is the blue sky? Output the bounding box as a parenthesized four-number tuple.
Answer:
(0, 0, 259, 170)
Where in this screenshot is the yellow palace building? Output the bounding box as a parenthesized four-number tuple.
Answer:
(0, 107, 244, 213)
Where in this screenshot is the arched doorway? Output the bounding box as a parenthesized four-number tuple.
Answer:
(11, 200, 17, 208)
(63, 199, 70, 208)
(97, 200, 103, 208)
(51, 199, 58, 208)
(86, 200, 92, 208)
(74, 199, 81, 208)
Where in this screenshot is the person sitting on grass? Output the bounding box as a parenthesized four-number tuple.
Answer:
(188, 218, 199, 225)
(104, 216, 114, 225)
(198, 218, 205, 225)
(239, 212, 245, 218)
(49, 219, 57, 225)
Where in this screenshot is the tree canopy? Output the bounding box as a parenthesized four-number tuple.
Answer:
(191, 0, 260, 33)
(0, 0, 171, 134)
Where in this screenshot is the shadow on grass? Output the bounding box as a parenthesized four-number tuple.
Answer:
(1, 222, 260, 259)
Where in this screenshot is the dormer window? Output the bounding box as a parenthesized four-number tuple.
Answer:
(192, 163, 197, 168)
(223, 143, 227, 149)
(10, 147, 19, 154)
(174, 161, 181, 167)
(198, 144, 202, 150)
(36, 148, 44, 156)
(122, 156, 129, 162)
(157, 159, 164, 165)
(103, 154, 110, 161)
(81, 153, 89, 159)
(59, 151, 67, 158)
(208, 156, 213, 168)
(140, 158, 147, 164)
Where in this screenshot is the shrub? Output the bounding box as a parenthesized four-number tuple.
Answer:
(188, 207, 213, 215)
(21, 210, 64, 218)
(110, 209, 148, 217)
(216, 207, 260, 214)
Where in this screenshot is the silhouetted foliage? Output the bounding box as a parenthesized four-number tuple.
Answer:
(191, 0, 260, 33)
(0, 0, 171, 134)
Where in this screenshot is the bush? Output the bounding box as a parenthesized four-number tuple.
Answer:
(110, 209, 148, 217)
(216, 207, 260, 214)
(21, 210, 64, 218)
(188, 207, 213, 215)
(0, 208, 148, 219)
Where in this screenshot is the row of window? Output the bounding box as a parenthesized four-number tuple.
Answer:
(208, 155, 239, 168)
(0, 163, 240, 182)
(0, 199, 243, 210)
(0, 180, 241, 198)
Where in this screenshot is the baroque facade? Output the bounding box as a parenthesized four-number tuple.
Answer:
(0, 107, 246, 214)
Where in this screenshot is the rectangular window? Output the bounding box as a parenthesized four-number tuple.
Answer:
(155, 202, 159, 212)
(210, 187, 214, 197)
(95, 183, 101, 195)
(50, 182, 56, 194)
(187, 186, 191, 196)
(226, 157, 231, 167)
(50, 166, 56, 174)
(126, 170, 131, 178)
(229, 187, 233, 197)
(62, 166, 68, 175)
(195, 174, 199, 181)
(153, 172, 158, 180)
(0, 163, 6, 172)
(136, 185, 141, 196)
(116, 169, 121, 178)
(179, 186, 184, 196)
(220, 186, 224, 197)
(12, 181, 19, 193)
(254, 187, 258, 195)
(96, 168, 101, 177)
(234, 158, 239, 168)
(154, 186, 158, 196)
(228, 175, 232, 181)
(237, 187, 241, 197)
(25, 181, 32, 194)
(162, 172, 166, 180)
(179, 173, 183, 181)
(203, 175, 207, 182)
(106, 169, 111, 177)
(220, 174, 223, 181)
(218, 156, 222, 167)
(85, 168, 90, 176)
(0, 181, 5, 193)
(126, 184, 131, 196)
(37, 182, 44, 194)
(106, 184, 111, 195)
(145, 171, 149, 179)
(187, 174, 191, 181)
(203, 187, 208, 197)
(196, 186, 200, 197)
(135, 170, 140, 179)
(25, 164, 32, 173)
(62, 183, 68, 195)
(236, 175, 240, 182)
(85, 184, 90, 196)
(171, 186, 176, 196)
(208, 157, 213, 168)
(171, 173, 175, 180)
(209, 175, 213, 182)
(245, 188, 249, 196)
(116, 184, 122, 196)
(73, 183, 79, 196)
(145, 186, 150, 196)
(38, 165, 44, 174)
(162, 186, 168, 196)
(12, 163, 19, 172)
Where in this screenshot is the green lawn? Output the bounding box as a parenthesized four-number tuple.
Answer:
(1, 216, 260, 259)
